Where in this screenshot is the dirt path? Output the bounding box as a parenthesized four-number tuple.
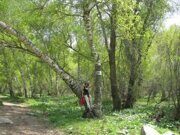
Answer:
(0, 101, 64, 135)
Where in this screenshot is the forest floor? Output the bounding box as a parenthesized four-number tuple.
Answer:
(0, 95, 64, 135)
(0, 94, 179, 135)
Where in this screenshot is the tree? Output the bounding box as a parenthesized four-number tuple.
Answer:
(145, 25, 180, 120)
(1, 49, 14, 97)
(120, 0, 169, 108)
(82, 1, 103, 117)
(96, 0, 121, 111)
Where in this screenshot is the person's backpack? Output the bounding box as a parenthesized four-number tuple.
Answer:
(80, 96, 85, 106)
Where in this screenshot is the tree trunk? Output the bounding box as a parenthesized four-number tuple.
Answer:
(0, 21, 82, 98)
(48, 68, 53, 95)
(161, 88, 166, 101)
(96, 3, 121, 110)
(12, 52, 28, 98)
(55, 73, 59, 96)
(26, 60, 33, 97)
(125, 66, 136, 108)
(175, 88, 180, 120)
(108, 4, 121, 111)
(8, 79, 14, 97)
(32, 62, 38, 98)
(108, 47, 121, 110)
(2, 49, 14, 97)
(19, 68, 28, 98)
(83, 3, 103, 117)
(124, 40, 136, 108)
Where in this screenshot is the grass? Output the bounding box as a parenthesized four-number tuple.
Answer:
(24, 95, 180, 135)
(0, 93, 179, 134)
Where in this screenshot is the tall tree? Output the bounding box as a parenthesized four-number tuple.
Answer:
(96, 1, 121, 111)
(82, 1, 103, 117)
(122, 0, 169, 108)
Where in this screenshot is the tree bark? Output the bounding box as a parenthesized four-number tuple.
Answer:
(83, 3, 103, 117)
(96, 3, 121, 110)
(124, 40, 137, 108)
(109, 4, 121, 111)
(125, 65, 136, 108)
(0, 21, 82, 98)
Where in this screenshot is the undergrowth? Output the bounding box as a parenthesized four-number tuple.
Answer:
(25, 95, 180, 135)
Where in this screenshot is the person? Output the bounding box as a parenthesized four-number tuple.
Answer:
(82, 82, 92, 111)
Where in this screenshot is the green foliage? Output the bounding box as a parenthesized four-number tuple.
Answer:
(0, 94, 25, 103)
(26, 96, 179, 135)
(0, 0, 179, 132)
(0, 0, 171, 98)
(143, 25, 180, 119)
(0, 100, 3, 106)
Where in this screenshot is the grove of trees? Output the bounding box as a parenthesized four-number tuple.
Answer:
(0, 0, 179, 119)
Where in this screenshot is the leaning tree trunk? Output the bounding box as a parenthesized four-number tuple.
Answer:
(0, 21, 82, 98)
(83, 3, 103, 118)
